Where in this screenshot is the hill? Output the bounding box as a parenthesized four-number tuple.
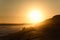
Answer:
(0, 15, 60, 40)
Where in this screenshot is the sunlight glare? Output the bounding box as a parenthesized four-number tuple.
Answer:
(28, 9, 44, 24)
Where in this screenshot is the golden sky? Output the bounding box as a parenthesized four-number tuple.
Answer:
(0, 0, 60, 23)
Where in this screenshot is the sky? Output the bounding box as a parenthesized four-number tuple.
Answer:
(0, 0, 60, 23)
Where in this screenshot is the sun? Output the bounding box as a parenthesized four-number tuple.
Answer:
(28, 9, 44, 24)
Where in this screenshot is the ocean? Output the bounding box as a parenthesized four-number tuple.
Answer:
(0, 24, 30, 36)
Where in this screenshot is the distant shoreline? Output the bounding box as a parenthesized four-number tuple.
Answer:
(0, 23, 32, 27)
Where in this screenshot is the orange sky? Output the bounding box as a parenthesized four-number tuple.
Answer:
(0, 0, 60, 23)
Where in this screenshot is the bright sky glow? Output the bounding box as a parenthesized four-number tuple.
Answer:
(28, 9, 44, 24)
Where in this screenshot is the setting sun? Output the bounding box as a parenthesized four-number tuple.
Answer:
(28, 9, 44, 24)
